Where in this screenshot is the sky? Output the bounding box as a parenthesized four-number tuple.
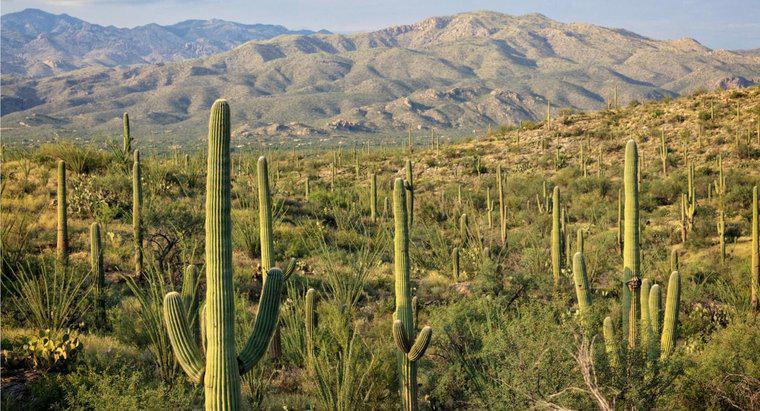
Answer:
(1, 0, 759, 50)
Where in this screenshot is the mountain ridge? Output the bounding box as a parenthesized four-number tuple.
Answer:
(1, 10, 758, 145)
(1, 8, 329, 77)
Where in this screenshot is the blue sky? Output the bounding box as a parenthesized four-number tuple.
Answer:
(2, 0, 759, 50)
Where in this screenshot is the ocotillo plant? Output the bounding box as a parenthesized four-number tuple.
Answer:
(752, 185, 759, 311)
(660, 271, 681, 358)
(717, 210, 726, 263)
(163, 100, 284, 410)
(133, 150, 143, 278)
(123, 112, 132, 155)
(370, 173, 378, 222)
(622, 140, 640, 340)
(304, 288, 317, 376)
(551, 186, 562, 288)
(57, 160, 68, 266)
(90, 222, 105, 327)
(659, 132, 668, 177)
(405, 160, 414, 228)
(392, 178, 433, 411)
(497, 164, 507, 244)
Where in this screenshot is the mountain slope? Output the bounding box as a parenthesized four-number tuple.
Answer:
(0, 8, 327, 77)
(1, 10, 758, 144)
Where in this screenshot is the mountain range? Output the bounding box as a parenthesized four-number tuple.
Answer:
(1, 9, 758, 146)
(1, 8, 328, 78)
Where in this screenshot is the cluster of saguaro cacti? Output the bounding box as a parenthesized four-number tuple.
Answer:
(163, 100, 284, 410)
(392, 178, 433, 411)
(57, 160, 68, 266)
(133, 150, 143, 278)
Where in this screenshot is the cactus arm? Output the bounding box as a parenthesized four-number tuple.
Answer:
(660, 271, 681, 358)
(639, 278, 651, 352)
(648, 284, 661, 361)
(163, 292, 205, 383)
(282, 257, 297, 281)
(305, 288, 317, 375)
(238, 268, 284, 375)
(407, 326, 432, 362)
(393, 319, 412, 353)
(602, 316, 619, 369)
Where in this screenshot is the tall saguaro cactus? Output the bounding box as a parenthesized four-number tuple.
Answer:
(751, 185, 758, 311)
(622, 140, 640, 339)
(497, 164, 507, 244)
(56, 160, 68, 266)
(392, 178, 433, 411)
(304, 288, 317, 375)
(123, 112, 132, 156)
(133, 150, 143, 278)
(258, 156, 275, 279)
(659, 132, 668, 177)
(551, 186, 561, 288)
(163, 100, 283, 410)
(572, 252, 591, 321)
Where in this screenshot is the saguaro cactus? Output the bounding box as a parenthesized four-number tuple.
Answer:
(133, 150, 143, 278)
(551, 186, 561, 288)
(459, 214, 469, 245)
(572, 252, 591, 321)
(56, 160, 68, 266)
(370, 173, 378, 222)
(123, 112, 132, 155)
(90, 222, 105, 326)
(622, 140, 640, 339)
(639, 278, 651, 352)
(752, 185, 759, 311)
(497, 164, 507, 243)
(452, 247, 460, 280)
(717, 210, 726, 263)
(648, 284, 661, 361)
(603, 316, 619, 369)
(659, 132, 668, 177)
(392, 178, 433, 411)
(163, 100, 283, 410)
(660, 271, 681, 358)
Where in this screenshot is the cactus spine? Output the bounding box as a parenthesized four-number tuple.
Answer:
(392, 178, 433, 411)
(551, 186, 561, 288)
(90, 222, 105, 326)
(370, 173, 378, 222)
(622, 140, 640, 340)
(56, 160, 68, 266)
(163, 100, 284, 410)
(660, 271, 681, 358)
(133, 150, 143, 278)
(752, 185, 759, 311)
(123, 112, 132, 155)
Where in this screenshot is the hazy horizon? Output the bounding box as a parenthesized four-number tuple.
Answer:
(1, 0, 759, 50)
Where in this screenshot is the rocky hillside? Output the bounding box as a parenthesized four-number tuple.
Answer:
(2, 10, 758, 144)
(1, 8, 326, 77)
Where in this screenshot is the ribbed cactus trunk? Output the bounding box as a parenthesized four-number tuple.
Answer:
(163, 100, 283, 411)
(576, 228, 584, 254)
(258, 156, 282, 360)
(603, 316, 619, 369)
(639, 278, 651, 353)
(617, 188, 623, 255)
(90, 222, 105, 327)
(452, 247, 460, 280)
(123, 112, 132, 155)
(551, 186, 561, 288)
(204, 99, 241, 409)
(370, 173, 378, 222)
(752, 185, 759, 311)
(56, 160, 68, 266)
(133, 150, 143, 278)
(572, 252, 591, 324)
(622, 140, 640, 342)
(392, 178, 432, 411)
(660, 271, 681, 358)
(648, 284, 661, 361)
(405, 160, 414, 228)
